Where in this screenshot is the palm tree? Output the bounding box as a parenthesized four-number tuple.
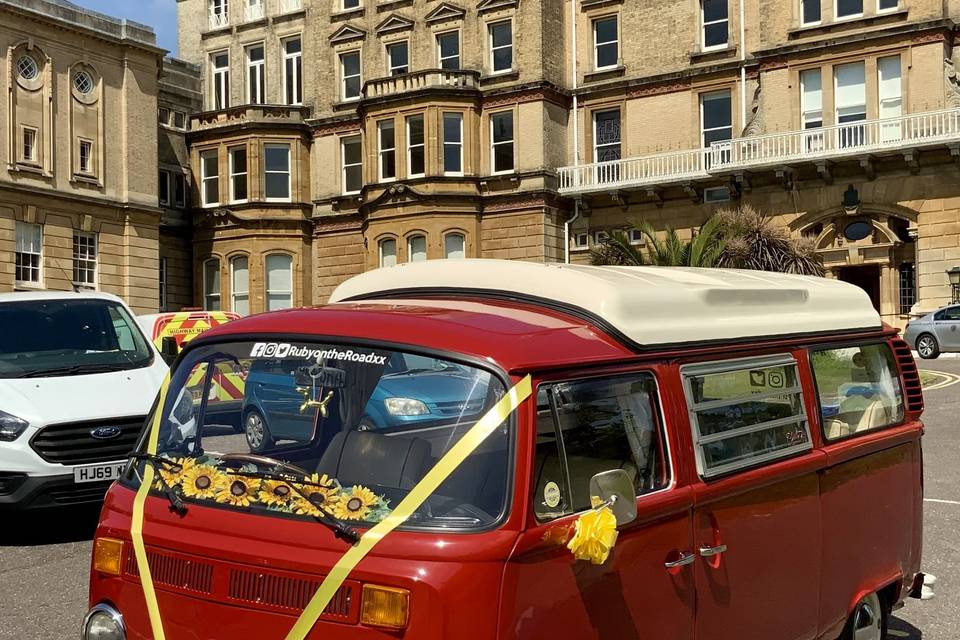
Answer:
(715, 204, 823, 276)
(589, 216, 726, 267)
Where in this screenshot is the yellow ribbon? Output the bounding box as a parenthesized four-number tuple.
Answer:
(131, 371, 172, 640)
(566, 500, 619, 565)
(285, 374, 533, 640)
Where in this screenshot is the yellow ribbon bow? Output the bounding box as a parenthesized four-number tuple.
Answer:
(567, 499, 619, 565)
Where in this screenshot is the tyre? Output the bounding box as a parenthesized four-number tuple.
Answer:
(840, 592, 886, 640)
(244, 409, 274, 453)
(916, 333, 940, 359)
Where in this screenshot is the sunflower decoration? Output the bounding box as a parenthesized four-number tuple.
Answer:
(333, 485, 381, 521)
(179, 464, 222, 500)
(292, 473, 340, 517)
(215, 474, 259, 508)
(153, 456, 197, 489)
(258, 479, 298, 509)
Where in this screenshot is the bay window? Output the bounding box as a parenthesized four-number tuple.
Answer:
(264, 144, 291, 201)
(229, 146, 248, 203)
(442, 112, 463, 175)
(201, 150, 220, 207)
(407, 115, 425, 178)
(341, 135, 363, 194)
(379, 238, 398, 267)
(230, 256, 249, 316)
(265, 254, 293, 310)
(203, 258, 221, 311)
(378, 119, 396, 181)
(491, 111, 514, 174)
(835, 62, 866, 148)
(408, 235, 427, 262)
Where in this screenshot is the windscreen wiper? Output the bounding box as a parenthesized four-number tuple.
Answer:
(129, 453, 188, 516)
(225, 467, 361, 544)
(19, 366, 83, 378)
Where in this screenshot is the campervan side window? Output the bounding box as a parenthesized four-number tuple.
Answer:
(682, 355, 812, 478)
(533, 373, 670, 521)
(810, 343, 904, 441)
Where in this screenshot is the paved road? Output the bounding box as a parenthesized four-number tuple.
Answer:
(2, 359, 959, 640)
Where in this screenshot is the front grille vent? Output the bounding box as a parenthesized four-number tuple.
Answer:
(30, 416, 144, 465)
(892, 338, 924, 415)
(227, 568, 356, 621)
(124, 548, 215, 595)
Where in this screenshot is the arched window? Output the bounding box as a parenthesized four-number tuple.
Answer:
(203, 258, 221, 311)
(265, 254, 293, 311)
(444, 233, 465, 259)
(408, 235, 427, 262)
(379, 238, 397, 267)
(230, 256, 249, 315)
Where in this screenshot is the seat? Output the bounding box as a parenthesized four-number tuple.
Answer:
(316, 431, 432, 490)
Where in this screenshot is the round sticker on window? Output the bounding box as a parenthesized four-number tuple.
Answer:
(543, 481, 561, 509)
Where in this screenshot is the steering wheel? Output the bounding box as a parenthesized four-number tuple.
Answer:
(218, 453, 309, 477)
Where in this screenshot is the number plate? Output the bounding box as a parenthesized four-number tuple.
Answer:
(73, 462, 126, 484)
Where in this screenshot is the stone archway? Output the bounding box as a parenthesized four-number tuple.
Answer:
(789, 199, 918, 324)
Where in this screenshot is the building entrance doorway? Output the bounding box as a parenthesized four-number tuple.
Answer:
(837, 265, 881, 312)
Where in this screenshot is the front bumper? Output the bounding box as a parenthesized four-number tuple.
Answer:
(0, 472, 113, 510)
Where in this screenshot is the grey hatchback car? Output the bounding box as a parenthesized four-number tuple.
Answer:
(903, 304, 960, 359)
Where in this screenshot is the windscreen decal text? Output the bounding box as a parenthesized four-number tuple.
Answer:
(250, 342, 388, 364)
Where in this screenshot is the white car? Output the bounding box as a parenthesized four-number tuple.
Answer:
(0, 291, 167, 510)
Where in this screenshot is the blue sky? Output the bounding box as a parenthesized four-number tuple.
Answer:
(73, 0, 178, 56)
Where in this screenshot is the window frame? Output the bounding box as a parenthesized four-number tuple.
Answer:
(808, 340, 906, 443)
(340, 50, 362, 101)
(21, 126, 38, 164)
(72, 230, 97, 288)
(877, 0, 898, 13)
(282, 36, 303, 106)
(15, 222, 43, 287)
(246, 43, 266, 105)
(592, 16, 619, 71)
(203, 257, 222, 311)
(174, 173, 187, 208)
(159, 257, 168, 311)
(406, 114, 425, 179)
(488, 20, 513, 74)
(158, 169, 171, 207)
(532, 370, 674, 523)
(701, 0, 729, 51)
(490, 110, 515, 175)
(592, 108, 621, 163)
(228, 145, 248, 204)
(436, 30, 461, 70)
(211, 51, 230, 110)
(836, 0, 864, 20)
(800, 0, 821, 25)
(800, 67, 823, 130)
(379, 237, 398, 267)
(444, 232, 466, 259)
(407, 234, 427, 263)
(898, 263, 916, 315)
(78, 139, 94, 175)
(681, 353, 814, 479)
(700, 89, 733, 149)
(230, 254, 250, 315)
(386, 40, 409, 76)
(442, 111, 464, 176)
(341, 134, 363, 195)
(263, 143, 292, 202)
(200, 149, 220, 207)
(572, 232, 589, 250)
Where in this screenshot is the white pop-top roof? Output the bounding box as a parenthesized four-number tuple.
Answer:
(0, 290, 124, 304)
(330, 260, 882, 348)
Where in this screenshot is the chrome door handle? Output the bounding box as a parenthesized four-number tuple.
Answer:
(699, 544, 728, 557)
(664, 552, 696, 569)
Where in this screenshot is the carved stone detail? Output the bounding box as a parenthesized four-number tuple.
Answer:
(741, 76, 762, 137)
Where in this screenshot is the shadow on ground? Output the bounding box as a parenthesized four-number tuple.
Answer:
(889, 615, 924, 639)
(0, 504, 101, 546)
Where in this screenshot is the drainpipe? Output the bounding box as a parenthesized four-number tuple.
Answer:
(565, 0, 580, 263)
(739, 0, 747, 130)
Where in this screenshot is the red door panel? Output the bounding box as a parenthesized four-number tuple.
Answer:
(694, 470, 822, 640)
(501, 487, 695, 640)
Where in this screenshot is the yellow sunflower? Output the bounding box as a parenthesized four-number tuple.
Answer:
(179, 465, 221, 500)
(215, 474, 258, 507)
(292, 474, 340, 516)
(156, 457, 197, 487)
(258, 479, 297, 508)
(332, 485, 379, 521)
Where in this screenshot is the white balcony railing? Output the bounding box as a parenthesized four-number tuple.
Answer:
(280, 0, 302, 11)
(209, 11, 229, 28)
(245, 1, 265, 20)
(558, 107, 960, 195)
(362, 69, 479, 100)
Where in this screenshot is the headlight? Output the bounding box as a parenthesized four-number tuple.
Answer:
(384, 397, 430, 416)
(82, 604, 125, 640)
(0, 410, 28, 442)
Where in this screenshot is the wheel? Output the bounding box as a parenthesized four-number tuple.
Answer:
(916, 333, 941, 359)
(841, 592, 886, 640)
(244, 409, 274, 453)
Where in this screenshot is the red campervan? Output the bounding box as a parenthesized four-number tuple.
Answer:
(86, 261, 931, 640)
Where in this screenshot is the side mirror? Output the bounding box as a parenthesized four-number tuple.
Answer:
(159, 337, 179, 366)
(589, 469, 637, 527)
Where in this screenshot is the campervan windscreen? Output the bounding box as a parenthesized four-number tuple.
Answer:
(0, 299, 152, 378)
(133, 340, 510, 531)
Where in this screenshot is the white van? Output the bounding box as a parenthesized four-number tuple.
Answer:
(0, 291, 167, 509)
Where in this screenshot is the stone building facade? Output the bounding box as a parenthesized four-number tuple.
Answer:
(0, 0, 170, 313)
(176, 0, 960, 326)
